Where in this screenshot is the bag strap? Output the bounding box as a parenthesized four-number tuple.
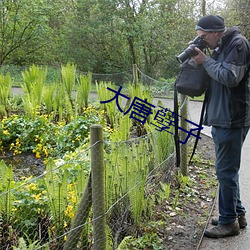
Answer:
(174, 81, 208, 167)
(174, 48, 210, 167)
(188, 91, 208, 164)
(174, 81, 180, 168)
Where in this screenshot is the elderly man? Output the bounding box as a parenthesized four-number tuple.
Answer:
(192, 15, 250, 238)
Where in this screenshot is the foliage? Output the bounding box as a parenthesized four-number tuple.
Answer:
(117, 233, 163, 250)
(0, 145, 91, 248)
(61, 63, 76, 101)
(76, 72, 92, 110)
(220, 0, 250, 39)
(0, 73, 179, 249)
(21, 65, 47, 118)
(0, 108, 101, 158)
(96, 81, 121, 128)
(0, 73, 12, 117)
(0, 0, 236, 79)
(13, 235, 46, 250)
(0, 161, 15, 222)
(0, 0, 52, 65)
(12, 176, 49, 241)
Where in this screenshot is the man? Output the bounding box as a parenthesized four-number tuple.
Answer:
(192, 15, 250, 238)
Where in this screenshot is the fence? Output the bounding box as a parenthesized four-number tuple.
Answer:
(0, 122, 182, 249)
(0, 65, 193, 249)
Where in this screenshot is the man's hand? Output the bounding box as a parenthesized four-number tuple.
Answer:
(192, 47, 207, 64)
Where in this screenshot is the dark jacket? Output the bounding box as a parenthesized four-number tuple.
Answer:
(203, 26, 250, 128)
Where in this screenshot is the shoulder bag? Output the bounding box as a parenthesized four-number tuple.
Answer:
(175, 58, 209, 97)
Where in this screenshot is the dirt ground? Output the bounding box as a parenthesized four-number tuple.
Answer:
(159, 134, 217, 250)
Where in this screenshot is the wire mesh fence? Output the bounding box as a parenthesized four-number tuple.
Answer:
(0, 64, 197, 249)
(3, 64, 175, 98)
(0, 121, 189, 249)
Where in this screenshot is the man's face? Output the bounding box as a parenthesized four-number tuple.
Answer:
(196, 30, 222, 49)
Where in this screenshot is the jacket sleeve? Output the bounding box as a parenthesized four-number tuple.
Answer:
(203, 37, 250, 88)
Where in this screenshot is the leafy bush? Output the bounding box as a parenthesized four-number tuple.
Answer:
(0, 106, 101, 158)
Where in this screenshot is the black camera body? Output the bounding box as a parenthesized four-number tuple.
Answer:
(176, 36, 208, 63)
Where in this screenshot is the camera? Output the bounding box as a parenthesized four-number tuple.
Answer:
(176, 36, 208, 63)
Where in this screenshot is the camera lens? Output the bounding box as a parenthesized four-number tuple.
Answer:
(176, 36, 208, 63)
(176, 44, 198, 63)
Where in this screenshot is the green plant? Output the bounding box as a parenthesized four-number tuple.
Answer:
(105, 136, 154, 232)
(0, 73, 12, 116)
(60, 62, 76, 102)
(43, 159, 69, 220)
(0, 161, 15, 222)
(12, 177, 49, 241)
(127, 83, 153, 124)
(178, 173, 193, 190)
(96, 81, 119, 127)
(13, 237, 39, 250)
(117, 233, 163, 249)
(157, 182, 171, 203)
(43, 84, 56, 114)
(76, 72, 92, 110)
(151, 129, 174, 164)
(0, 108, 102, 158)
(21, 65, 47, 118)
(172, 190, 180, 210)
(12, 233, 50, 250)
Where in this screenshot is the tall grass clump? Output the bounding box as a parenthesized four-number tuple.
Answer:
(96, 81, 120, 128)
(76, 72, 92, 112)
(61, 63, 76, 103)
(0, 73, 12, 117)
(21, 65, 47, 118)
(43, 84, 56, 114)
(150, 128, 175, 165)
(105, 136, 154, 247)
(0, 161, 14, 222)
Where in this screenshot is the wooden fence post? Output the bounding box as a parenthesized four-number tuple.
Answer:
(133, 64, 138, 86)
(91, 124, 106, 250)
(180, 94, 188, 176)
(63, 175, 92, 250)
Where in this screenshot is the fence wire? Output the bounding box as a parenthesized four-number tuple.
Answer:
(0, 125, 187, 249)
(0, 67, 195, 249)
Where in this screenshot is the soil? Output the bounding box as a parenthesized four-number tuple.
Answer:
(0, 152, 45, 180)
(158, 133, 217, 250)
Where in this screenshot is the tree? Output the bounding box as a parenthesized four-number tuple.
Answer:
(0, 0, 50, 65)
(220, 0, 250, 39)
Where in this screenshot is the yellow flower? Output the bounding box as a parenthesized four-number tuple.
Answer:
(36, 152, 41, 159)
(26, 183, 37, 191)
(32, 193, 42, 201)
(71, 195, 76, 204)
(12, 207, 17, 212)
(3, 130, 9, 135)
(14, 149, 22, 155)
(43, 147, 49, 157)
(65, 205, 74, 218)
